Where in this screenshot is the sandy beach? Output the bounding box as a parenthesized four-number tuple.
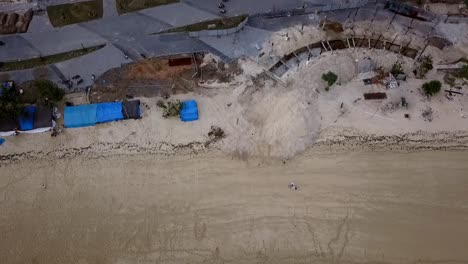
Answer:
(1, 149, 468, 263)
(2, 53, 468, 263)
(1, 9, 468, 263)
(1, 49, 468, 264)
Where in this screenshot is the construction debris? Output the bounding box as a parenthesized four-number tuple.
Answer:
(0, 10, 33, 35)
(208, 126, 225, 140)
(401, 97, 408, 108)
(445, 89, 463, 95)
(427, 36, 452, 50)
(422, 107, 434, 122)
(357, 57, 376, 74)
(386, 73, 399, 89)
(394, 74, 407, 81)
(364, 92, 387, 100)
(319, 19, 344, 33)
(414, 55, 434, 79)
(205, 126, 226, 147)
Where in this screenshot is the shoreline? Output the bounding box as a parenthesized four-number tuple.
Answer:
(2, 128, 468, 166)
(1, 144, 468, 264)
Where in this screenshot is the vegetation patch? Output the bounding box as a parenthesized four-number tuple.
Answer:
(443, 63, 468, 87)
(0, 80, 64, 120)
(454, 64, 468, 80)
(117, 0, 179, 14)
(0, 45, 104, 72)
(157, 99, 182, 118)
(422, 80, 441, 96)
(157, 15, 247, 34)
(205, 126, 226, 147)
(47, 0, 103, 27)
(443, 74, 456, 87)
(0, 83, 22, 120)
(390, 61, 405, 75)
(414, 55, 433, 78)
(19, 79, 64, 105)
(34, 80, 65, 107)
(322, 71, 338, 91)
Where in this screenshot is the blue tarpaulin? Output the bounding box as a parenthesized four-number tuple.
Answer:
(18, 106, 36, 131)
(0, 138, 5, 145)
(64, 104, 98, 128)
(96, 102, 124, 123)
(180, 100, 199, 122)
(64, 100, 141, 128)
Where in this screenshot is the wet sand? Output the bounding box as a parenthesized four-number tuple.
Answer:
(1, 150, 468, 264)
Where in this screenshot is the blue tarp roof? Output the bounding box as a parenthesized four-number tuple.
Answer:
(96, 102, 124, 123)
(64, 104, 98, 128)
(64, 100, 141, 128)
(180, 100, 199, 122)
(18, 106, 36, 131)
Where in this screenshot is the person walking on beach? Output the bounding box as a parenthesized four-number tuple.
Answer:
(289, 182, 298, 190)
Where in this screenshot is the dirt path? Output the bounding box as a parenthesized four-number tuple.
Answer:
(1, 150, 468, 264)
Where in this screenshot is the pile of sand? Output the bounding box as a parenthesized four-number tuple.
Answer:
(436, 22, 468, 55)
(232, 86, 320, 157)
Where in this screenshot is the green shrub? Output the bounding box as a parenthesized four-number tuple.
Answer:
(443, 74, 456, 87)
(391, 61, 404, 75)
(157, 99, 182, 118)
(422, 80, 441, 96)
(34, 80, 64, 105)
(0, 84, 23, 120)
(416, 55, 433, 78)
(322, 71, 338, 89)
(455, 64, 468, 80)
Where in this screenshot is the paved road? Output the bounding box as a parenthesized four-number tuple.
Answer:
(54, 44, 129, 88)
(0, 0, 446, 91)
(0, 1, 38, 12)
(0, 66, 63, 86)
(26, 12, 55, 33)
(0, 2, 223, 61)
(199, 26, 273, 59)
(0, 27, 108, 62)
(0, 1, 224, 89)
(183, 0, 325, 16)
(1, 0, 373, 63)
(139, 2, 218, 27)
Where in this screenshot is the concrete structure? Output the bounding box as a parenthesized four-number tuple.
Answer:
(1, 0, 466, 92)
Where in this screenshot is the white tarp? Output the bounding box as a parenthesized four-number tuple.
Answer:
(0, 120, 55, 137)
